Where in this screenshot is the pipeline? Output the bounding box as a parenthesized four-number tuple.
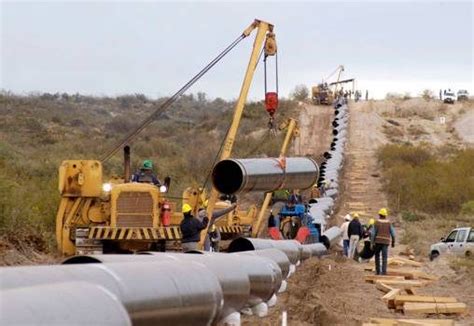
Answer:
(320, 226, 343, 249)
(0, 281, 131, 325)
(230, 248, 291, 279)
(1, 261, 224, 326)
(64, 252, 282, 318)
(212, 157, 319, 194)
(227, 237, 301, 265)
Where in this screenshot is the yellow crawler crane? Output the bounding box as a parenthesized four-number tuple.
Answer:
(56, 19, 278, 255)
(311, 65, 344, 105)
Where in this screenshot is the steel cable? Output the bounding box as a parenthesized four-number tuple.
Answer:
(100, 34, 245, 162)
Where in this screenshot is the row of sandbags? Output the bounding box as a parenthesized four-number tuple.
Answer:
(0, 238, 329, 326)
(309, 98, 349, 232)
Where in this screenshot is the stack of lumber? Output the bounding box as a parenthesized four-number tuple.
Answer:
(364, 254, 467, 321)
(363, 317, 455, 325)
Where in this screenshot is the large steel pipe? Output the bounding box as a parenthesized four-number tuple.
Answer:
(234, 248, 290, 279)
(144, 252, 281, 307)
(320, 226, 342, 249)
(212, 157, 319, 194)
(0, 282, 131, 325)
(65, 253, 249, 320)
(2, 261, 223, 326)
(302, 243, 328, 257)
(227, 238, 301, 265)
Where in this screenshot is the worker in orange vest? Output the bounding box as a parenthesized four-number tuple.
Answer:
(370, 208, 396, 275)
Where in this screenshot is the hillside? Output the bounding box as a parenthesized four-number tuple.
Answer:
(0, 92, 300, 263)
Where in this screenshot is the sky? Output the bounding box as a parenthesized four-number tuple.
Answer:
(1, 1, 473, 100)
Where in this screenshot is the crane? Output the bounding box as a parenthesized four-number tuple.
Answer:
(55, 19, 279, 255)
(199, 19, 277, 247)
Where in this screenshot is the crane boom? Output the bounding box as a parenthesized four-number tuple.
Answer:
(199, 19, 276, 247)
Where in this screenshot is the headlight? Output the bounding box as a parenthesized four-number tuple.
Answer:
(102, 183, 112, 192)
(159, 185, 167, 193)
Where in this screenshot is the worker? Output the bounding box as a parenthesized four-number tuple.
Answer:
(340, 214, 351, 257)
(199, 200, 237, 251)
(358, 220, 375, 262)
(365, 90, 369, 101)
(180, 203, 208, 252)
(208, 224, 221, 252)
(347, 213, 363, 259)
(287, 190, 302, 206)
(371, 208, 396, 275)
(132, 160, 161, 186)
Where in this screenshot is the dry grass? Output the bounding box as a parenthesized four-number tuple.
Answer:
(0, 92, 300, 254)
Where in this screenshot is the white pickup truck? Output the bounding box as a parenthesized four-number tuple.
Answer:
(429, 227, 474, 260)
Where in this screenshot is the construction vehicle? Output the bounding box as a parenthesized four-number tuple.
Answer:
(56, 19, 279, 255)
(311, 65, 344, 105)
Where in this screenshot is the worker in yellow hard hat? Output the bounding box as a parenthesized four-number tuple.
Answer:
(371, 207, 396, 275)
(180, 203, 208, 252)
(359, 217, 376, 262)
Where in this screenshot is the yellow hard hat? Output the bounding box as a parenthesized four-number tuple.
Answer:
(182, 203, 193, 214)
(369, 218, 375, 226)
(203, 199, 209, 208)
(211, 224, 216, 232)
(378, 208, 388, 217)
(352, 213, 360, 218)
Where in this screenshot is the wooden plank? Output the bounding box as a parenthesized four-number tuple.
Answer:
(398, 320, 454, 326)
(392, 257, 423, 267)
(411, 271, 440, 281)
(365, 275, 406, 283)
(383, 289, 401, 309)
(403, 302, 467, 314)
(394, 295, 457, 305)
(369, 318, 454, 326)
(375, 281, 395, 293)
(376, 280, 425, 288)
(405, 288, 416, 295)
(369, 318, 397, 326)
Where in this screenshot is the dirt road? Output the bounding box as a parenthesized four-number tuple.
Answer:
(245, 99, 473, 325)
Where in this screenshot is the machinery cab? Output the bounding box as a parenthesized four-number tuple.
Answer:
(56, 159, 183, 255)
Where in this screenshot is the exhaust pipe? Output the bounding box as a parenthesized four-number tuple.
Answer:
(124, 145, 131, 183)
(212, 157, 319, 195)
(0, 281, 131, 326)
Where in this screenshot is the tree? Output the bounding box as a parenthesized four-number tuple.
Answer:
(421, 89, 434, 101)
(290, 85, 309, 101)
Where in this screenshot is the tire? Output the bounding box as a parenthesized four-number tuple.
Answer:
(429, 251, 439, 261)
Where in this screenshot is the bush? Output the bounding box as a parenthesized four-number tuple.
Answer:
(378, 145, 474, 214)
(421, 89, 434, 101)
(290, 85, 309, 102)
(461, 201, 474, 215)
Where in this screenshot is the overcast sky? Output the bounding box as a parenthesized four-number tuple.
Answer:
(1, 1, 472, 99)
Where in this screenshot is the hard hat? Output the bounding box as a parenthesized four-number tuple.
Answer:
(142, 160, 153, 170)
(211, 224, 216, 232)
(203, 199, 209, 208)
(352, 212, 360, 218)
(344, 214, 351, 221)
(369, 218, 375, 226)
(182, 203, 192, 214)
(378, 208, 388, 217)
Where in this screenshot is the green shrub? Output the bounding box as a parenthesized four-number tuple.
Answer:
(401, 211, 425, 222)
(378, 145, 474, 214)
(461, 201, 474, 215)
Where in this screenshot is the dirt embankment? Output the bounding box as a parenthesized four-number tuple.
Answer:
(244, 99, 474, 325)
